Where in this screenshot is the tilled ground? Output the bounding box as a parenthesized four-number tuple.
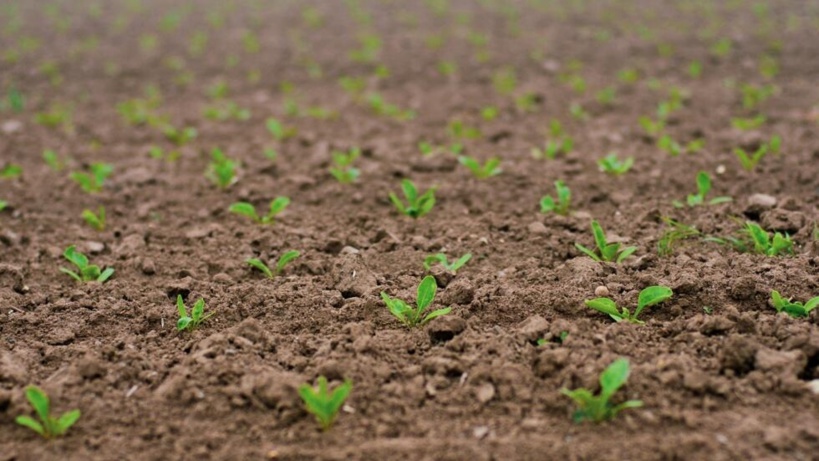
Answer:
(1, 0, 818, 460)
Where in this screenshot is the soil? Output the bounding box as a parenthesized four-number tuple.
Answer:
(1, 0, 819, 460)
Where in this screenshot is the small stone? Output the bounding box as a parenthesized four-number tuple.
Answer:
(473, 426, 490, 439)
(527, 221, 548, 235)
(716, 165, 726, 175)
(594, 285, 610, 297)
(85, 241, 105, 254)
(475, 383, 495, 403)
(745, 194, 777, 217)
(340, 246, 359, 255)
(1, 120, 22, 133)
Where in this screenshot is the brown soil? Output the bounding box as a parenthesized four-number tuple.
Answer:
(2, 0, 819, 460)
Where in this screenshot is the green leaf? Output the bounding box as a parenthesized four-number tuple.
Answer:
(269, 196, 290, 216)
(60, 268, 83, 282)
(575, 243, 601, 262)
(381, 292, 408, 325)
(423, 254, 446, 271)
(590, 221, 607, 252)
(64, 246, 88, 269)
(192, 299, 205, 322)
(540, 196, 556, 213)
(616, 246, 637, 263)
(451, 253, 472, 271)
(97, 267, 114, 283)
(585, 298, 622, 321)
(635, 286, 673, 317)
(15, 415, 45, 436)
(421, 307, 452, 325)
(176, 295, 188, 318)
(709, 196, 732, 205)
(276, 250, 300, 274)
(599, 358, 630, 400)
(247, 258, 274, 278)
(24, 386, 50, 422)
(416, 276, 437, 311)
(401, 179, 417, 203)
(695, 172, 711, 196)
(804, 297, 819, 313)
(770, 290, 786, 312)
(177, 317, 192, 331)
(228, 202, 258, 221)
(56, 409, 81, 434)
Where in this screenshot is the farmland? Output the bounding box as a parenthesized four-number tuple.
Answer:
(1, 0, 818, 459)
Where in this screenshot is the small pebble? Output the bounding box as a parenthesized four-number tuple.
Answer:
(594, 285, 610, 297)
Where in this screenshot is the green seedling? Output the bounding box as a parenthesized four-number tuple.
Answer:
(204, 101, 251, 121)
(688, 60, 702, 78)
(43, 150, 65, 171)
(176, 295, 213, 331)
(597, 153, 634, 176)
(771, 291, 819, 318)
(60, 245, 114, 283)
(263, 148, 278, 162)
(618, 68, 639, 84)
(330, 148, 361, 184)
(366, 93, 415, 120)
(532, 138, 573, 160)
(734, 144, 768, 171)
(389, 179, 436, 219)
(673, 172, 732, 208)
(710, 38, 732, 58)
(15, 385, 80, 439)
(1, 164, 22, 179)
(768, 135, 782, 155)
(492, 67, 517, 95)
(161, 125, 197, 146)
(657, 218, 701, 257)
(0, 200, 7, 212)
(206, 148, 238, 188)
(575, 220, 637, 263)
(423, 253, 471, 273)
(731, 115, 765, 131)
(81, 206, 105, 231)
(584, 286, 673, 324)
(228, 197, 289, 225)
(458, 156, 501, 179)
(710, 222, 793, 256)
(381, 275, 451, 328)
(569, 103, 589, 121)
(298, 376, 352, 431)
(4, 87, 25, 112)
(561, 358, 643, 423)
(246, 250, 300, 278)
(447, 120, 481, 140)
(741, 83, 775, 110)
(70, 163, 113, 193)
(596, 86, 616, 106)
(540, 180, 571, 215)
(638, 116, 665, 138)
(481, 106, 498, 121)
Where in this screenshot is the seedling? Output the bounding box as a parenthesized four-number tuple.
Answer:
(710, 222, 793, 256)
(389, 179, 436, 219)
(366, 93, 415, 120)
(176, 295, 213, 331)
(597, 153, 634, 176)
(734, 144, 768, 171)
(246, 250, 300, 278)
(0, 164, 22, 179)
(638, 116, 665, 138)
(569, 103, 589, 121)
(15, 385, 81, 439)
(329, 148, 361, 184)
(540, 180, 571, 215)
(423, 253, 471, 273)
(688, 60, 702, 78)
(731, 115, 765, 131)
(265, 118, 297, 141)
(458, 156, 502, 179)
(81, 206, 106, 231)
(0, 200, 7, 212)
(228, 197, 290, 225)
(161, 125, 197, 146)
(561, 358, 643, 423)
(596, 86, 616, 106)
(584, 286, 673, 324)
(658, 135, 702, 156)
(70, 163, 113, 193)
(673, 171, 732, 208)
(298, 376, 352, 431)
(60, 246, 114, 283)
(657, 218, 701, 257)
(206, 148, 238, 188)
(447, 120, 481, 140)
(770, 291, 819, 318)
(381, 276, 451, 328)
(204, 101, 251, 121)
(741, 83, 775, 110)
(575, 221, 637, 263)
(43, 150, 65, 171)
(532, 138, 574, 160)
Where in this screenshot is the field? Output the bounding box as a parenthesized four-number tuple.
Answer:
(1, 0, 819, 459)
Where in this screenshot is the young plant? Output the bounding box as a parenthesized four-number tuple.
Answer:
(672, 172, 732, 208)
(176, 295, 213, 331)
(265, 118, 297, 140)
(389, 179, 436, 219)
(770, 291, 819, 318)
(532, 138, 574, 160)
(60, 245, 114, 283)
(731, 115, 765, 131)
(423, 253, 471, 273)
(540, 180, 571, 215)
(710, 222, 793, 256)
(458, 155, 502, 179)
(597, 153, 634, 176)
(657, 218, 701, 257)
(329, 148, 361, 184)
(161, 125, 197, 146)
(638, 116, 665, 138)
(381, 275, 451, 328)
(81, 206, 106, 231)
(1, 164, 23, 179)
(228, 197, 289, 225)
(206, 148, 238, 188)
(298, 376, 352, 431)
(246, 250, 300, 278)
(15, 385, 81, 439)
(734, 144, 768, 171)
(584, 286, 673, 324)
(43, 149, 65, 171)
(70, 163, 113, 193)
(561, 358, 643, 423)
(575, 221, 637, 263)
(0, 200, 7, 212)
